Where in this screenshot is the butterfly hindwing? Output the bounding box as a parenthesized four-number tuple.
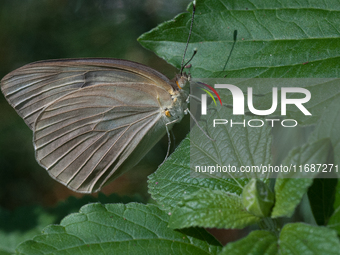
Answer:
(33, 82, 172, 193)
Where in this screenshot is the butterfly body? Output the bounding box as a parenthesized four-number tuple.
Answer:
(1, 58, 189, 193)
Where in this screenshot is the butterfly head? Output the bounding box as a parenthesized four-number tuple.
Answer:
(172, 72, 190, 91)
(164, 72, 190, 123)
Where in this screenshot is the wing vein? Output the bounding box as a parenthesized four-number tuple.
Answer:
(77, 111, 160, 190)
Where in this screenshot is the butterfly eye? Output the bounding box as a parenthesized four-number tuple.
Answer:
(176, 80, 182, 89)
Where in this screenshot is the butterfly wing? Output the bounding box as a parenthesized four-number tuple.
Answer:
(1, 58, 175, 129)
(1, 59, 178, 193)
(33, 82, 173, 193)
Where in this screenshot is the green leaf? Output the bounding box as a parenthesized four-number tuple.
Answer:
(148, 136, 249, 212)
(272, 138, 332, 218)
(139, 0, 340, 127)
(149, 105, 272, 212)
(309, 98, 340, 166)
(0, 250, 12, 255)
(272, 178, 313, 219)
(279, 223, 340, 255)
(139, 0, 340, 78)
(190, 106, 272, 180)
(219, 230, 278, 255)
(16, 203, 222, 255)
(242, 179, 274, 218)
(169, 190, 260, 229)
(145, 0, 340, 217)
(0, 194, 142, 254)
(328, 180, 340, 234)
(307, 178, 337, 225)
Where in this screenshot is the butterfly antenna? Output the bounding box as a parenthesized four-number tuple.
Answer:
(219, 29, 238, 77)
(183, 49, 197, 70)
(180, 1, 196, 75)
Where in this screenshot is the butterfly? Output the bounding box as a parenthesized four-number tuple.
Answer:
(1, 2, 197, 193)
(1, 58, 190, 193)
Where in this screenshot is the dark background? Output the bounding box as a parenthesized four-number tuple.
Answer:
(0, 0, 191, 209)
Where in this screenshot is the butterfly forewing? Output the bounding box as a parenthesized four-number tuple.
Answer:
(1, 59, 174, 129)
